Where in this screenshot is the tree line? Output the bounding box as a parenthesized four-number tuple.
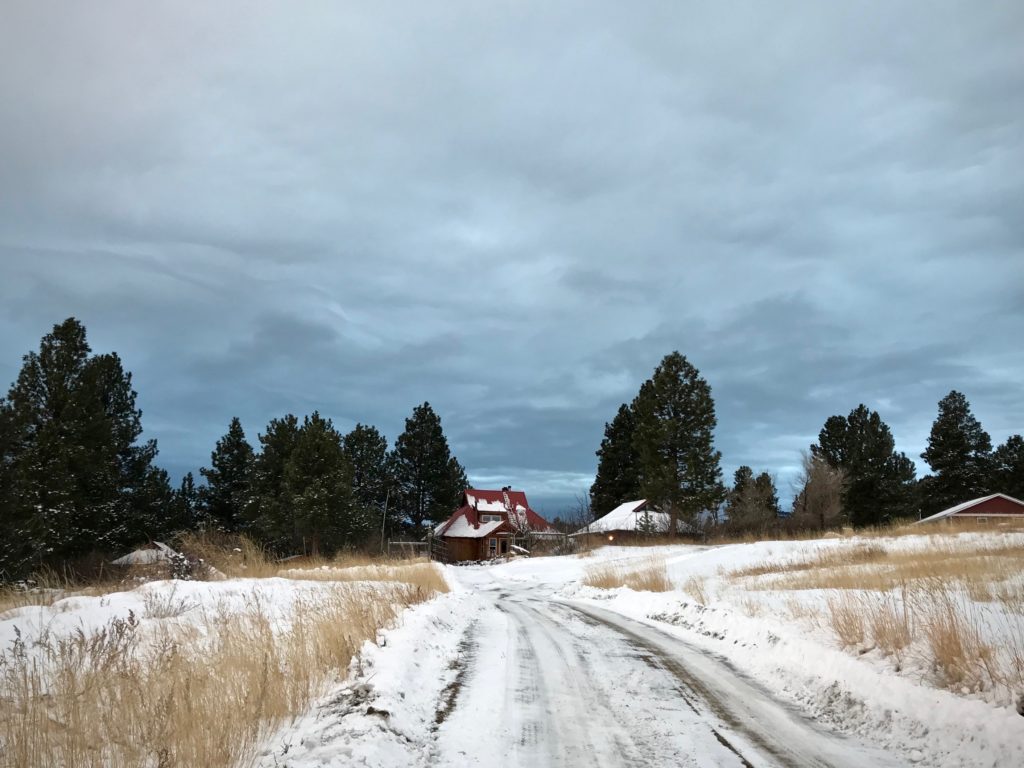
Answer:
(590, 352, 1024, 533)
(0, 319, 467, 580)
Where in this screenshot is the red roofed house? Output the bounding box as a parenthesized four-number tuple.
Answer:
(916, 493, 1024, 526)
(432, 487, 557, 563)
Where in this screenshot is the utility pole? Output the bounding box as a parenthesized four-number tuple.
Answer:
(380, 488, 390, 555)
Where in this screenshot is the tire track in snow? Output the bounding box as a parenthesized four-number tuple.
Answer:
(561, 600, 903, 768)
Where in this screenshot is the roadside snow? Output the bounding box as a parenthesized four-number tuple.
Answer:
(254, 584, 485, 768)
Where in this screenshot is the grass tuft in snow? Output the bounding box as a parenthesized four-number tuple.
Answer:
(582, 557, 673, 592)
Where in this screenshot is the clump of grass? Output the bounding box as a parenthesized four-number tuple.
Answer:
(682, 576, 710, 605)
(826, 592, 867, 647)
(582, 557, 673, 592)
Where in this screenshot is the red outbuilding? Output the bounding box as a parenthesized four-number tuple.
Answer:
(432, 487, 557, 563)
(916, 493, 1024, 525)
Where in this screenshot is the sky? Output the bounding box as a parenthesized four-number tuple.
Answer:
(1, 1, 1022, 515)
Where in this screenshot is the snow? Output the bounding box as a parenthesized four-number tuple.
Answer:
(8, 532, 1024, 767)
(442, 517, 504, 538)
(110, 540, 178, 565)
(574, 499, 673, 534)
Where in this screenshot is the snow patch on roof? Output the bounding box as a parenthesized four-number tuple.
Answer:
(443, 518, 504, 539)
(111, 541, 178, 566)
(575, 500, 676, 535)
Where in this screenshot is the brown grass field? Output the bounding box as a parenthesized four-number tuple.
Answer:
(0, 540, 449, 768)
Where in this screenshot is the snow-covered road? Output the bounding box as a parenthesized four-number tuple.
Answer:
(435, 568, 900, 768)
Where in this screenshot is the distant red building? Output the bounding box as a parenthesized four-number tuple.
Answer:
(917, 493, 1024, 525)
(432, 488, 557, 563)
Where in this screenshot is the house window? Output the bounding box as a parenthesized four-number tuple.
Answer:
(488, 538, 497, 557)
(481, 514, 502, 523)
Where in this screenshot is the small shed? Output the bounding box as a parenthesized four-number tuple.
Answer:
(432, 488, 557, 563)
(573, 499, 683, 543)
(916, 493, 1024, 525)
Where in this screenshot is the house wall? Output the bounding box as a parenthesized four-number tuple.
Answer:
(955, 497, 1024, 517)
(443, 538, 480, 563)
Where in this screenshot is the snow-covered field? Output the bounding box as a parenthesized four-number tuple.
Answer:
(4, 534, 1023, 767)
(264, 535, 1024, 768)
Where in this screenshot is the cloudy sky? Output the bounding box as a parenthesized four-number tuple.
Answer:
(2, 1, 1022, 514)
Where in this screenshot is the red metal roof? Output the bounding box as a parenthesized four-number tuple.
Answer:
(435, 488, 555, 538)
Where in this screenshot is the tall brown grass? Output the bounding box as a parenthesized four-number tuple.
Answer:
(0, 564, 449, 767)
(582, 557, 673, 592)
(729, 534, 1024, 698)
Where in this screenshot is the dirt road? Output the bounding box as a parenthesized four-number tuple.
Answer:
(435, 570, 903, 768)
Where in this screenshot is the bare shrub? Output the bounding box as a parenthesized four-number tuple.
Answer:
(682, 576, 710, 605)
(790, 451, 846, 531)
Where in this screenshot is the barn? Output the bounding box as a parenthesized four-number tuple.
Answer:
(572, 499, 684, 543)
(432, 487, 557, 563)
(916, 493, 1024, 526)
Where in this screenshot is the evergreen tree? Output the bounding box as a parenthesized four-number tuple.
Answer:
(170, 471, 200, 532)
(247, 414, 301, 551)
(0, 318, 170, 578)
(343, 423, 391, 528)
(635, 506, 659, 536)
(390, 402, 467, 531)
(810, 404, 916, 526)
(631, 352, 725, 532)
(725, 466, 780, 532)
(921, 391, 992, 516)
(284, 412, 358, 555)
(590, 404, 640, 517)
(991, 435, 1024, 501)
(199, 417, 254, 533)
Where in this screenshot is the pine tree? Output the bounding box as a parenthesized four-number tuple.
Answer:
(199, 417, 254, 533)
(631, 352, 725, 533)
(991, 435, 1024, 501)
(921, 391, 992, 516)
(811, 404, 916, 526)
(170, 472, 199, 532)
(343, 423, 391, 530)
(284, 412, 357, 555)
(590, 404, 640, 517)
(0, 319, 171, 578)
(247, 414, 301, 551)
(724, 466, 780, 532)
(390, 402, 467, 531)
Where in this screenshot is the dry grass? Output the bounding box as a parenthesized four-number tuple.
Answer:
(284, 560, 449, 597)
(0, 557, 450, 767)
(731, 537, 1024, 597)
(729, 533, 1024, 697)
(582, 557, 673, 592)
(682, 576, 711, 605)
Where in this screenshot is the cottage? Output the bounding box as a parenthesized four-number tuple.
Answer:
(916, 493, 1024, 526)
(432, 487, 557, 563)
(573, 499, 683, 543)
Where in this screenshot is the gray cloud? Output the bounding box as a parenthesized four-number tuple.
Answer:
(1, 1, 1022, 515)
